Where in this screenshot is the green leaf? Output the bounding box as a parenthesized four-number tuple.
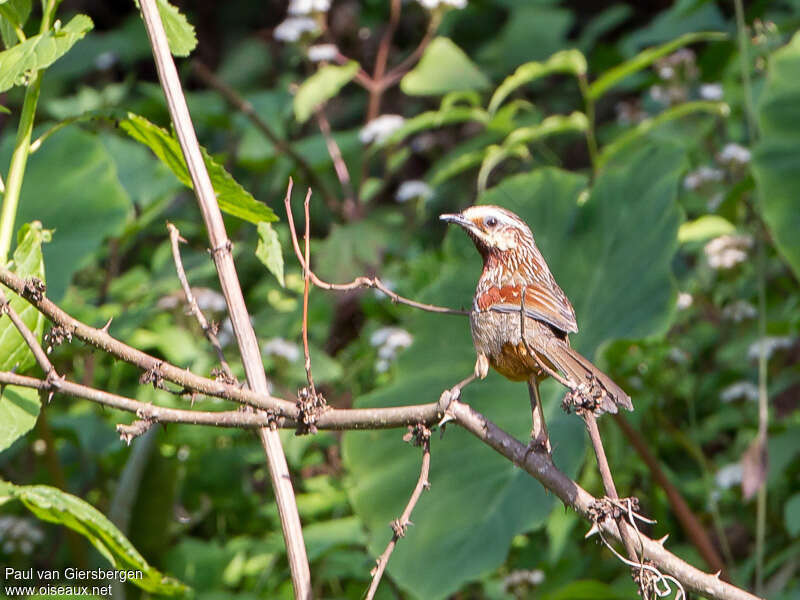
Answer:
(2, 481, 189, 595)
(119, 113, 277, 224)
(587, 31, 727, 100)
(476, 143, 528, 193)
(0, 14, 93, 93)
(156, 0, 197, 57)
(489, 49, 587, 114)
(401, 37, 490, 96)
(0, 0, 32, 47)
(7, 127, 131, 300)
(504, 111, 588, 147)
(293, 61, 358, 123)
(678, 215, 735, 243)
(0, 222, 48, 452)
(383, 106, 489, 147)
(255, 221, 284, 287)
(599, 101, 729, 166)
(785, 493, 800, 537)
(752, 31, 800, 281)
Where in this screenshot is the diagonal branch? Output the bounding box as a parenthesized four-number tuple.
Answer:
(167, 222, 234, 381)
(137, 2, 311, 597)
(366, 425, 431, 600)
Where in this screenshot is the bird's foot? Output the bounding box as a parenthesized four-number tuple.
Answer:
(522, 431, 552, 463)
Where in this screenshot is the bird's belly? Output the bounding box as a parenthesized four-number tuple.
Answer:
(470, 309, 543, 382)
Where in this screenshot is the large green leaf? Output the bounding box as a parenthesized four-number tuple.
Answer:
(293, 61, 358, 123)
(752, 31, 800, 281)
(587, 31, 726, 100)
(0, 480, 188, 595)
(0, 0, 32, 47)
(401, 37, 489, 96)
(0, 222, 49, 452)
(119, 113, 277, 224)
(343, 144, 684, 598)
(0, 14, 93, 93)
(489, 49, 587, 114)
(8, 127, 131, 300)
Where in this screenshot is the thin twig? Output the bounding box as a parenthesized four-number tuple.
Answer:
(0, 288, 54, 378)
(315, 108, 357, 219)
(191, 60, 338, 213)
(167, 222, 234, 381)
(366, 426, 431, 600)
(137, 3, 311, 597)
(368, 0, 402, 122)
(381, 12, 441, 89)
(283, 181, 467, 315)
(301, 188, 316, 396)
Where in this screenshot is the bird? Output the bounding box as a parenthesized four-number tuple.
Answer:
(441, 205, 632, 453)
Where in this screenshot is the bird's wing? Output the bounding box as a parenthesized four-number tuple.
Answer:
(476, 283, 578, 334)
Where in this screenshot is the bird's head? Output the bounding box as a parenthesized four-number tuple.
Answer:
(440, 205, 533, 256)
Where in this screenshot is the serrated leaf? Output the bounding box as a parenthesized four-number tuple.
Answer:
(156, 0, 196, 57)
(752, 31, 800, 281)
(119, 113, 277, 224)
(489, 49, 587, 114)
(0, 222, 50, 451)
(343, 145, 685, 598)
(401, 37, 490, 96)
(0, 14, 93, 93)
(588, 31, 727, 100)
(678, 215, 735, 243)
(255, 221, 284, 287)
(293, 61, 358, 123)
(2, 481, 189, 595)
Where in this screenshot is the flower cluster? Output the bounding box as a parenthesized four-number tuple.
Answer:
(263, 337, 302, 363)
(370, 327, 413, 372)
(720, 381, 759, 403)
(704, 234, 753, 270)
(359, 114, 405, 145)
(395, 180, 432, 203)
(747, 336, 794, 361)
(650, 49, 698, 106)
(0, 516, 44, 555)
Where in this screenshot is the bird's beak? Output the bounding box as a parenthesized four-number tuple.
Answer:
(440, 213, 474, 230)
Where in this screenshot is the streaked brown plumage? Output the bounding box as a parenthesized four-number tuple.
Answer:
(441, 205, 632, 449)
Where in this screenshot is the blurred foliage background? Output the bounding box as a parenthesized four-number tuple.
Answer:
(0, 0, 799, 598)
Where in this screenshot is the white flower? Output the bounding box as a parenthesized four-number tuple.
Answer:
(288, 0, 330, 15)
(720, 381, 759, 403)
(193, 288, 227, 312)
(722, 300, 757, 322)
(677, 292, 693, 310)
(307, 44, 338, 62)
(715, 463, 743, 489)
(704, 234, 752, 269)
(717, 143, 751, 166)
(359, 114, 405, 144)
(668, 347, 689, 364)
(274, 17, 318, 42)
(658, 65, 675, 80)
(747, 336, 794, 361)
(94, 51, 117, 70)
(395, 180, 432, 203)
(0, 516, 43, 554)
(417, 0, 467, 9)
(262, 337, 302, 362)
(683, 166, 724, 190)
(504, 569, 545, 588)
(370, 327, 413, 372)
(700, 83, 724, 100)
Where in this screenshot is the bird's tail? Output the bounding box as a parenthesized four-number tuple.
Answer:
(540, 337, 633, 414)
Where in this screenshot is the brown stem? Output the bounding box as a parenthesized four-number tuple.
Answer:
(381, 13, 441, 89)
(315, 108, 357, 219)
(191, 60, 338, 213)
(367, 0, 402, 122)
(283, 181, 467, 315)
(137, 2, 310, 597)
(167, 223, 234, 381)
(614, 413, 728, 577)
(366, 427, 431, 599)
(301, 188, 316, 396)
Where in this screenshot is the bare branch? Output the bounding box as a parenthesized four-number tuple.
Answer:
(137, 3, 311, 596)
(315, 109, 357, 219)
(191, 60, 338, 213)
(366, 425, 431, 600)
(0, 287, 54, 378)
(283, 181, 468, 316)
(167, 222, 234, 381)
(367, 0, 402, 121)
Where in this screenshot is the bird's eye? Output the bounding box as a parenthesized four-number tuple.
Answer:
(485, 216, 498, 228)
